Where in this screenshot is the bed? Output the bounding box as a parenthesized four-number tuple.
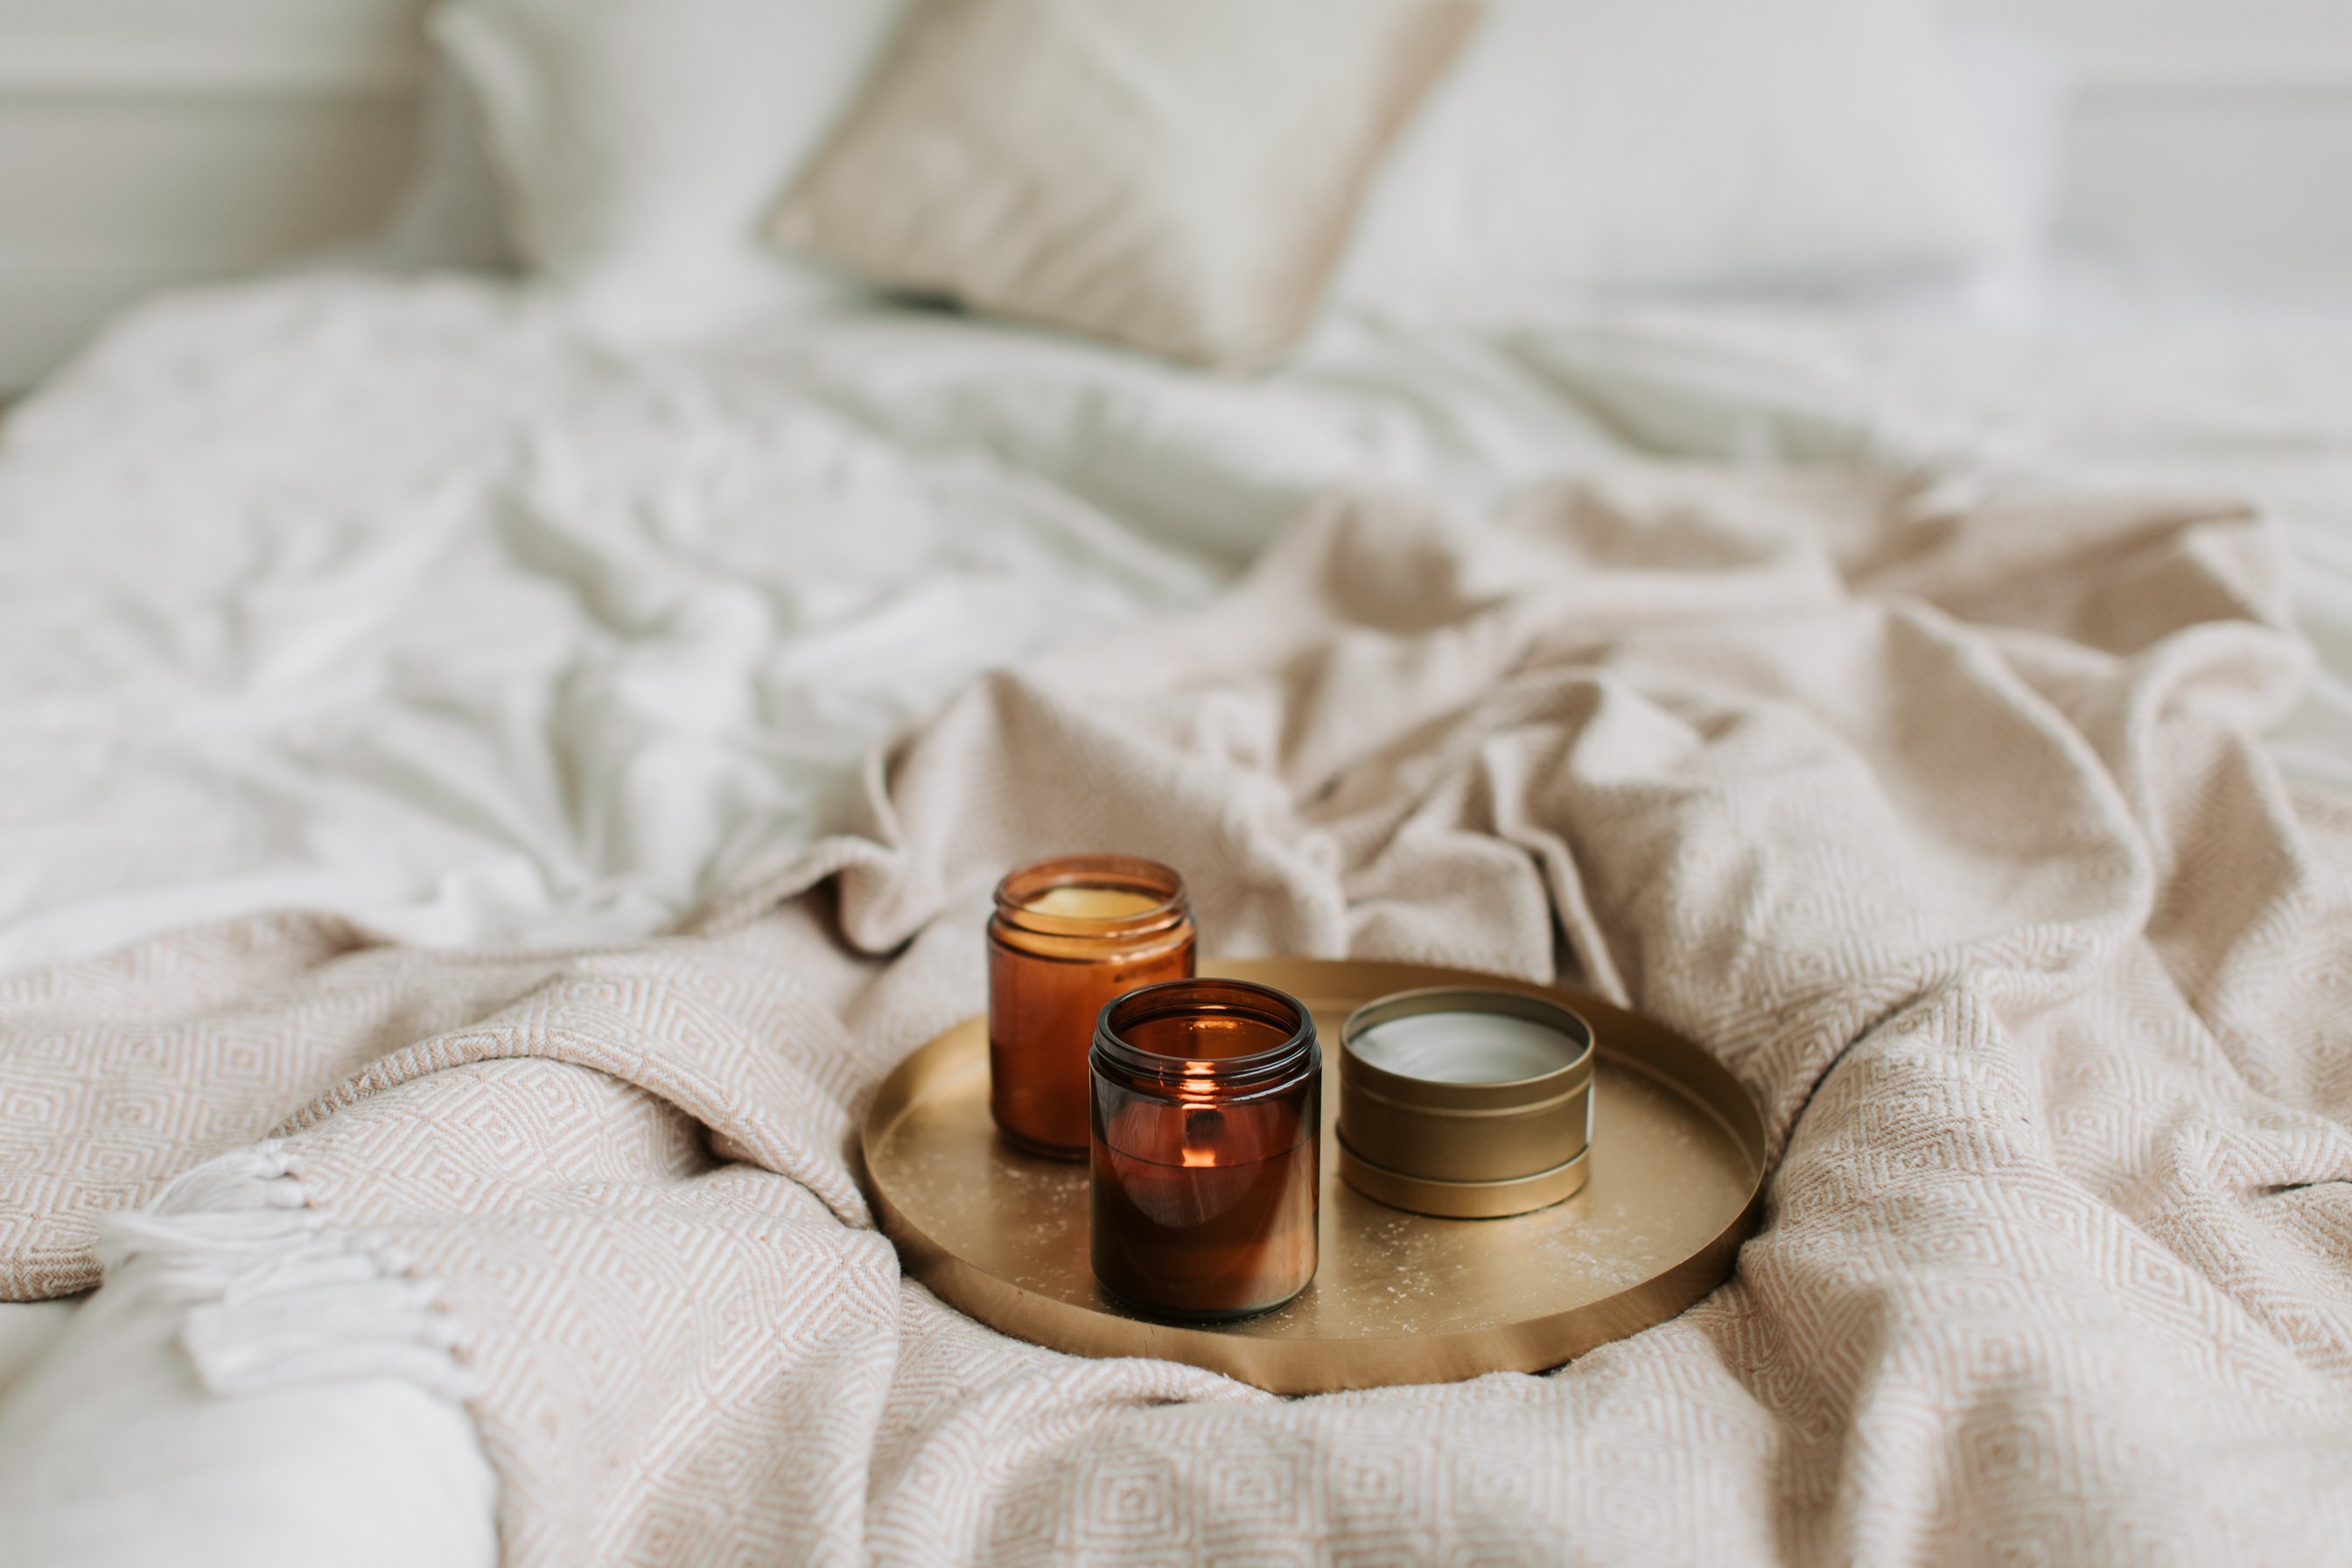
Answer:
(4, 3, 2351, 1564)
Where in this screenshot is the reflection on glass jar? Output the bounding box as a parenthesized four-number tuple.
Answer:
(987, 856, 1194, 1158)
(1089, 978, 1320, 1321)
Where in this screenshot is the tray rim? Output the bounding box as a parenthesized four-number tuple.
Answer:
(859, 956, 1768, 1395)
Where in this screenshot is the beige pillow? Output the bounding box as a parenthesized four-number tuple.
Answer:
(770, 0, 1479, 370)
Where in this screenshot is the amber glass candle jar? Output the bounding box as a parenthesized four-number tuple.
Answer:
(1089, 978, 1320, 1321)
(988, 856, 1195, 1158)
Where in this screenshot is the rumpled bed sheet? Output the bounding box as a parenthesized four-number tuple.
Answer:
(5, 470, 2351, 1563)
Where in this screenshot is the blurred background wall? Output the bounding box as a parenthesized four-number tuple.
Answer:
(0, 0, 2347, 390)
(0, 0, 426, 387)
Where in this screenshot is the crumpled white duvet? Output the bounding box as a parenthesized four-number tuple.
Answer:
(8, 271, 2352, 1568)
(0, 276, 1645, 976)
(9, 275, 2352, 977)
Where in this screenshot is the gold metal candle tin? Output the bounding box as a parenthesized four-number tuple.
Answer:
(1337, 987, 1595, 1219)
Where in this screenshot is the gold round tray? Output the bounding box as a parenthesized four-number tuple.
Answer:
(860, 957, 1766, 1395)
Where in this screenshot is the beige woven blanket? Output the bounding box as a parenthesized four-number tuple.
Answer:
(6, 470, 2352, 1563)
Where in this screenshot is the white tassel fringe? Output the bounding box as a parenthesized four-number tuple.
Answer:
(95, 1142, 475, 1403)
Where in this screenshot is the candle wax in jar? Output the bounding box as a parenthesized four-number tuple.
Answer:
(1023, 885, 1166, 919)
(1091, 998, 1316, 1319)
(990, 856, 1194, 1158)
(1349, 1011, 1579, 1083)
(1091, 1097, 1317, 1319)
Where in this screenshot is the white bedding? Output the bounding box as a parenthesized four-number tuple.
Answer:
(8, 271, 2352, 1564)
(10, 273, 2352, 980)
(0, 276, 1640, 977)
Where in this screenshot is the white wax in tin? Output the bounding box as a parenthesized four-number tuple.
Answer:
(1350, 1012, 1579, 1085)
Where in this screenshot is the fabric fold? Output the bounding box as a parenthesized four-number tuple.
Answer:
(7, 468, 2352, 1562)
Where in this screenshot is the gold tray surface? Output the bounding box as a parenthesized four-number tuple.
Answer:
(861, 957, 1766, 1395)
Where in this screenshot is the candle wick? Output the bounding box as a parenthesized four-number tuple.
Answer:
(1180, 1104, 1226, 1168)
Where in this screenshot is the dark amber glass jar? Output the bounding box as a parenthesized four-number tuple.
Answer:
(987, 856, 1195, 1158)
(1089, 978, 1320, 1321)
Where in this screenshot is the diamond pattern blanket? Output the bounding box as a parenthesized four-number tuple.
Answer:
(5, 470, 2351, 1563)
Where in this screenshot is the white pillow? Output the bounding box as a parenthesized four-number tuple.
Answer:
(770, 0, 1479, 370)
(0, 1281, 494, 1568)
(1337, 0, 2013, 315)
(433, 0, 906, 340)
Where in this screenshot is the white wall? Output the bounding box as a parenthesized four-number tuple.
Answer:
(0, 0, 429, 388)
(0, 0, 2348, 389)
(1949, 0, 2352, 300)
